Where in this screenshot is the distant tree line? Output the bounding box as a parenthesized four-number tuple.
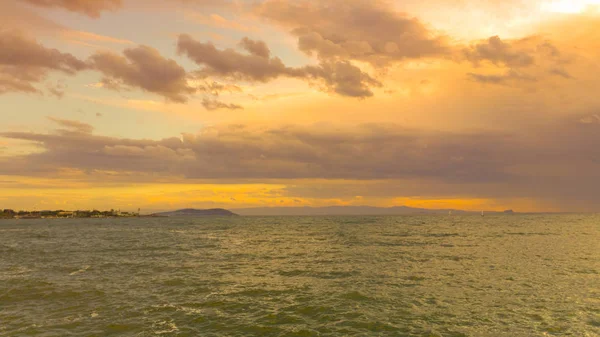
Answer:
(0, 209, 139, 219)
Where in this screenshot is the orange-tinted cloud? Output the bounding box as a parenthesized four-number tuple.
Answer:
(177, 34, 380, 97)
(202, 97, 243, 110)
(47, 116, 95, 134)
(177, 34, 296, 82)
(0, 29, 87, 95)
(17, 0, 235, 17)
(463, 35, 568, 68)
(17, 0, 122, 18)
(89, 45, 196, 103)
(61, 30, 134, 45)
(462, 35, 575, 86)
(256, 0, 450, 66)
(467, 70, 537, 85)
(239, 37, 271, 58)
(185, 12, 258, 32)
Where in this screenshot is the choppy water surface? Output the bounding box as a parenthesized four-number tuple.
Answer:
(1, 215, 599, 336)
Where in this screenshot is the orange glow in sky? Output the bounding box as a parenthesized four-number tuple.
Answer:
(1, 0, 600, 212)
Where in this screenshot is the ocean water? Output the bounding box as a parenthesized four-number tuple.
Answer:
(0, 215, 598, 336)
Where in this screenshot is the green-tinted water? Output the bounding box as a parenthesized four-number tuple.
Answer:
(1, 215, 599, 336)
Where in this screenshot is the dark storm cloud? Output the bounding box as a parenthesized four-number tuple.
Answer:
(89, 45, 196, 103)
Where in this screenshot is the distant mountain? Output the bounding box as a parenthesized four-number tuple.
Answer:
(153, 208, 238, 217)
(231, 206, 495, 216)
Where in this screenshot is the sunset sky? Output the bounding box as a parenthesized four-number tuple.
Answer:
(1, 0, 600, 212)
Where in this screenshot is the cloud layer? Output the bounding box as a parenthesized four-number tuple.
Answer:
(2, 117, 599, 186)
(4, 113, 600, 210)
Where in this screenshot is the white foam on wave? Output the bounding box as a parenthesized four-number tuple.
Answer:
(153, 320, 178, 335)
(69, 265, 90, 276)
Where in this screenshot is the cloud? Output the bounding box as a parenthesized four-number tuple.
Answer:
(464, 35, 568, 69)
(17, 0, 234, 18)
(17, 0, 122, 18)
(188, 79, 243, 96)
(462, 35, 575, 87)
(579, 114, 600, 125)
(178, 34, 380, 97)
(0, 1, 64, 32)
(0, 29, 87, 95)
(464, 36, 535, 68)
(177, 34, 297, 82)
(89, 45, 196, 103)
(0, 3, 136, 49)
(302, 60, 382, 97)
(0, 76, 40, 95)
(0, 30, 87, 73)
(47, 117, 95, 134)
(549, 67, 573, 79)
(202, 98, 243, 110)
(60, 30, 134, 45)
(185, 12, 257, 32)
(239, 37, 271, 58)
(46, 80, 68, 98)
(255, 0, 450, 66)
(102, 144, 195, 160)
(467, 70, 537, 85)
(249, 92, 303, 101)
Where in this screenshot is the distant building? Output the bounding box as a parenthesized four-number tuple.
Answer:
(58, 211, 74, 218)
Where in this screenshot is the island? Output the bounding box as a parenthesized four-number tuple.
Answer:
(151, 208, 238, 217)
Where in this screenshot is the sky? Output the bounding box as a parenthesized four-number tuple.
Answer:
(1, 0, 600, 212)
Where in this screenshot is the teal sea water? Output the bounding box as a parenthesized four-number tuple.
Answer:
(1, 215, 599, 336)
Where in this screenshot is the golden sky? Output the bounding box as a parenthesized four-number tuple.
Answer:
(1, 0, 600, 212)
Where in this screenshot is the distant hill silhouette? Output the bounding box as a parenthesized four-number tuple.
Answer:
(154, 208, 238, 217)
(231, 206, 511, 216)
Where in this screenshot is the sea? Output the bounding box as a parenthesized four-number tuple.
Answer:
(0, 214, 598, 336)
